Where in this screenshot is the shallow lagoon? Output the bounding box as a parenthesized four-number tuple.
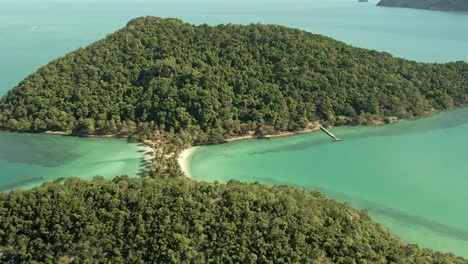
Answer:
(0, 132, 147, 191)
(190, 108, 468, 256)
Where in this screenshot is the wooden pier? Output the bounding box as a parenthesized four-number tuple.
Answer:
(319, 125, 342, 142)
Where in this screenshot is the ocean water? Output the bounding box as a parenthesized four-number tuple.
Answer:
(190, 108, 468, 257)
(1, 0, 468, 94)
(1, 0, 468, 256)
(0, 132, 147, 191)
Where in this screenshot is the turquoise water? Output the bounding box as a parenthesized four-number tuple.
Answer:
(2, 0, 468, 94)
(1, 0, 468, 256)
(190, 109, 468, 257)
(0, 132, 147, 191)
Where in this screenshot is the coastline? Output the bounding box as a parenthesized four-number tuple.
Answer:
(262, 127, 321, 139)
(143, 145, 156, 162)
(177, 107, 454, 181)
(4, 117, 405, 182)
(177, 147, 198, 178)
(44, 131, 127, 138)
(44, 131, 68, 135)
(13, 111, 456, 182)
(224, 125, 322, 143)
(177, 125, 323, 178)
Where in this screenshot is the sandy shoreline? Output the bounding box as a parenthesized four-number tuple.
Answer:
(44, 125, 324, 179)
(177, 147, 198, 178)
(224, 126, 321, 143)
(44, 131, 68, 135)
(177, 126, 323, 178)
(44, 131, 128, 138)
(143, 145, 156, 162)
(263, 127, 321, 138)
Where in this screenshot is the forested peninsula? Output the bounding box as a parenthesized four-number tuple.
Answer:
(1, 177, 467, 263)
(2, 17, 468, 140)
(377, 0, 468, 11)
(1, 17, 468, 262)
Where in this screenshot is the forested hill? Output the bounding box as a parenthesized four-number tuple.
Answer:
(1, 17, 467, 143)
(377, 0, 468, 11)
(1, 177, 466, 263)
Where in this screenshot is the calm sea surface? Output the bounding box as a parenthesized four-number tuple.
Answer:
(1, 0, 468, 256)
(0, 132, 147, 191)
(190, 109, 468, 256)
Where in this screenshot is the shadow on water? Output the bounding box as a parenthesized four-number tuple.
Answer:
(249, 108, 468, 155)
(140, 159, 151, 166)
(137, 162, 150, 176)
(249, 138, 330, 155)
(346, 108, 468, 139)
(83, 157, 142, 165)
(0, 150, 80, 167)
(248, 175, 468, 242)
(0, 132, 80, 167)
(0, 177, 45, 192)
(139, 160, 151, 169)
(78, 157, 151, 175)
(324, 188, 468, 242)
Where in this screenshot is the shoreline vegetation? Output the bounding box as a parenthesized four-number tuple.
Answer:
(41, 122, 331, 180)
(223, 124, 322, 142)
(1, 17, 467, 261)
(44, 130, 127, 138)
(36, 107, 435, 181)
(35, 106, 436, 181)
(17, 106, 443, 182)
(6, 177, 467, 263)
(177, 124, 323, 178)
(47, 117, 391, 180)
(43, 124, 327, 179)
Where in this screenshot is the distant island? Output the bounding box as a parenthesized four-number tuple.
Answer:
(377, 0, 468, 11)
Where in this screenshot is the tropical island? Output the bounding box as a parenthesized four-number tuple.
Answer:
(0, 17, 467, 262)
(377, 0, 468, 11)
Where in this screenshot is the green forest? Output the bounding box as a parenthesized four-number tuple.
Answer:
(1, 177, 466, 263)
(1, 17, 467, 143)
(1, 17, 468, 262)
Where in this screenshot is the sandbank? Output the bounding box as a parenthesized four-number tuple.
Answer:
(177, 147, 198, 178)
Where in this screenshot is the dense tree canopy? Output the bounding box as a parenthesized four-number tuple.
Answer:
(0, 177, 466, 263)
(1, 17, 467, 143)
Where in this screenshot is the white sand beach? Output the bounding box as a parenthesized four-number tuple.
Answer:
(177, 147, 198, 178)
